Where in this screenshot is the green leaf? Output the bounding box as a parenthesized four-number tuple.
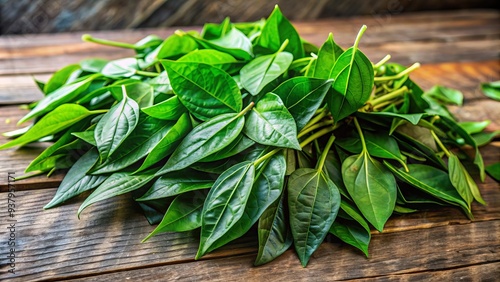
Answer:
(342, 152, 396, 232)
(196, 161, 255, 258)
(240, 50, 293, 96)
(272, 77, 333, 131)
(72, 129, 97, 146)
(101, 58, 139, 79)
(44, 64, 81, 94)
(424, 85, 463, 106)
(178, 49, 239, 73)
(188, 27, 253, 60)
(288, 169, 341, 266)
(329, 217, 370, 257)
(255, 192, 293, 266)
(78, 169, 158, 216)
(385, 162, 472, 218)
(458, 120, 491, 135)
(244, 93, 300, 150)
(143, 190, 208, 241)
(200, 134, 255, 162)
(80, 58, 108, 73)
(448, 154, 485, 206)
(162, 61, 242, 120)
(156, 112, 244, 175)
(136, 113, 192, 172)
(336, 131, 405, 163)
(94, 90, 139, 161)
(254, 5, 304, 59)
(481, 81, 500, 101)
(0, 104, 102, 150)
(146, 71, 172, 94)
(206, 152, 286, 252)
(110, 82, 154, 108)
(91, 115, 177, 174)
(137, 170, 214, 201)
(472, 130, 500, 147)
(486, 162, 500, 182)
(19, 74, 100, 123)
(307, 33, 343, 79)
(357, 112, 424, 126)
(44, 148, 107, 209)
(141, 95, 186, 121)
(148, 33, 198, 62)
(328, 42, 374, 123)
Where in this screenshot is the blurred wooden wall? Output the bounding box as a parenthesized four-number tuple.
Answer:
(1, 0, 498, 34)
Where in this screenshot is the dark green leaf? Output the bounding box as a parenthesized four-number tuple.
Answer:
(307, 33, 343, 79)
(143, 190, 208, 241)
(196, 161, 255, 258)
(288, 169, 341, 266)
(448, 154, 485, 206)
(244, 93, 300, 149)
(94, 91, 140, 161)
(330, 218, 370, 257)
(157, 112, 244, 174)
(44, 148, 107, 209)
(255, 192, 293, 266)
(162, 61, 242, 120)
(486, 162, 500, 182)
(357, 112, 424, 126)
(200, 134, 255, 162)
(78, 168, 158, 216)
(336, 131, 405, 163)
(272, 77, 333, 130)
(342, 152, 396, 232)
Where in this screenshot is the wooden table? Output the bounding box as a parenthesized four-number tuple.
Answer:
(0, 10, 499, 281)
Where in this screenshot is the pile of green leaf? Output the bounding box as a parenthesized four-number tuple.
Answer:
(1, 6, 496, 267)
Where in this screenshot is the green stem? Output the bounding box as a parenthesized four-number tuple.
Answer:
(353, 25, 368, 51)
(297, 119, 334, 138)
(431, 129, 451, 157)
(82, 34, 138, 49)
(299, 126, 335, 148)
(253, 148, 282, 167)
(369, 86, 408, 107)
(135, 70, 160, 77)
(374, 54, 391, 68)
(353, 117, 367, 151)
(374, 62, 420, 82)
(302, 106, 329, 131)
(277, 39, 289, 54)
(316, 135, 336, 171)
(236, 102, 255, 118)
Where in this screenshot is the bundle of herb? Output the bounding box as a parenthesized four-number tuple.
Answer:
(0, 6, 494, 267)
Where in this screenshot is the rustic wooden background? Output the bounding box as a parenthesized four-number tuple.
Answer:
(1, 0, 498, 34)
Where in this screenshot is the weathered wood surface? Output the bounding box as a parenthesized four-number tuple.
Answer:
(0, 10, 498, 282)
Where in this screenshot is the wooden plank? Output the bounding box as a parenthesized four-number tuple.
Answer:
(1, 60, 497, 106)
(0, 11, 498, 75)
(0, 148, 497, 281)
(57, 221, 500, 282)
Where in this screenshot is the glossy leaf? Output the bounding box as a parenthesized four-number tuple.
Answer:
(136, 113, 192, 172)
(200, 134, 255, 162)
(254, 5, 304, 59)
(141, 95, 186, 120)
(244, 93, 300, 149)
(78, 168, 158, 216)
(44, 149, 107, 209)
(448, 154, 485, 205)
(458, 120, 491, 135)
(329, 216, 370, 257)
(91, 116, 176, 174)
(110, 82, 154, 108)
(143, 190, 208, 241)
(19, 74, 100, 123)
(385, 162, 472, 218)
(137, 170, 214, 201)
(272, 77, 333, 130)
(357, 112, 424, 126)
(342, 152, 396, 232)
(94, 90, 139, 161)
(328, 44, 374, 123)
(0, 104, 102, 150)
(207, 152, 286, 252)
(196, 161, 255, 258)
(336, 131, 405, 163)
(486, 162, 500, 182)
(425, 85, 463, 106)
(80, 58, 108, 73)
(156, 112, 244, 175)
(307, 33, 343, 79)
(288, 168, 341, 266)
(240, 51, 293, 96)
(163, 61, 242, 120)
(189, 27, 253, 60)
(147, 71, 172, 94)
(44, 64, 81, 94)
(101, 58, 139, 79)
(178, 49, 238, 73)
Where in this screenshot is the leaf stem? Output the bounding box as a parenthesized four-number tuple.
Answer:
(369, 86, 408, 108)
(353, 117, 367, 152)
(373, 54, 391, 68)
(431, 129, 451, 157)
(316, 134, 336, 171)
(299, 126, 335, 148)
(277, 39, 290, 54)
(353, 25, 368, 51)
(374, 63, 420, 82)
(253, 148, 282, 167)
(135, 70, 160, 77)
(82, 34, 138, 49)
(301, 106, 329, 131)
(297, 119, 334, 138)
(237, 102, 255, 118)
